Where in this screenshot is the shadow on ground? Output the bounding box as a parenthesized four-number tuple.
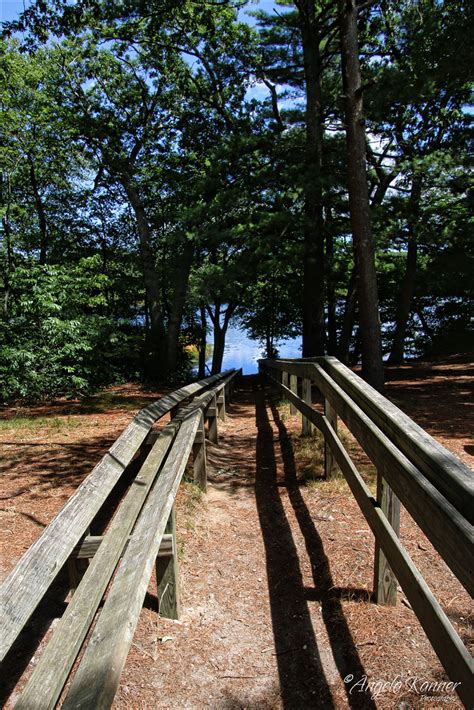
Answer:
(247, 376, 376, 709)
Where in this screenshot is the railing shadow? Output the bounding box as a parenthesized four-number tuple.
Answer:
(267, 394, 376, 710)
(255, 388, 335, 709)
(254, 376, 376, 709)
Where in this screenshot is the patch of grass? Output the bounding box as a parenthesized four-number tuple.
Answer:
(78, 392, 153, 413)
(306, 476, 351, 495)
(180, 477, 203, 532)
(0, 415, 81, 432)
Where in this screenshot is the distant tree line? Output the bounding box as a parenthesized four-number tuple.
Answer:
(0, 0, 472, 400)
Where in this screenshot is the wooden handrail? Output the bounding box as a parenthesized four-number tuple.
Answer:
(259, 357, 473, 708)
(0, 369, 236, 664)
(12, 368, 241, 710)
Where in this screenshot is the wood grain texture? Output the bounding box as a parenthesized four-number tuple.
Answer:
(71, 534, 173, 559)
(324, 398, 338, 479)
(61, 411, 202, 710)
(373, 473, 401, 605)
(289, 374, 298, 415)
(323, 356, 472, 523)
(156, 506, 180, 620)
(15, 424, 178, 710)
(321, 418, 474, 708)
(262, 360, 473, 596)
(312, 362, 473, 596)
(0, 371, 232, 662)
(301, 378, 313, 436)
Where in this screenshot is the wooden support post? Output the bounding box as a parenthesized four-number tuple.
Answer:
(324, 398, 339, 479)
(301, 378, 313, 436)
(207, 395, 218, 444)
(67, 558, 88, 594)
(71, 534, 173, 560)
(282, 371, 289, 400)
(156, 506, 180, 620)
(373, 475, 401, 605)
(217, 388, 226, 422)
(193, 414, 207, 492)
(289, 375, 298, 415)
(67, 529, 90, 593)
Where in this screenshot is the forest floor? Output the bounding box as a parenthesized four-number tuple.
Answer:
(0, 357, 472, 709)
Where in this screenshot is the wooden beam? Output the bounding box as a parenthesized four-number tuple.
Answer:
(373, 473, 400, 605)
(0, 370, 234, 663)
(321, 418, 473, 708)
(324, 398, 338, 479)
(156, 506, 180, 620)
(217, 389, 226, 421)
(61, 410, 203, 710)
(312, 362, 474, 597)
(71, 534, 173, 560)
(322, 356, 474, 524)
(301, 378, 313, 436)
(207, 395, 218, 444)
(193, 413, 207, 492)
(15, 423, 178, 710)
(289, 374, 298, 415)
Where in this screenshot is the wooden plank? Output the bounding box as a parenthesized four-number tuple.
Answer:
(15, 424, 179, 710)
(289, 374, 298, 415)
(324, 398, 338, 479)
(71, 534, 173, 560)
(61, 411, 202, 710)
(263, 369, 325, 433)
(373, 473, 400, 605)
(193, 413, 207, 492)
(311, 362, 474, 596)
(156, 506, 180, 620)
(265, 364, 473, 595)
(322, 356, 474, 524)
(321, 418, 474, 708)
(301, 378, 313, 436)
(217, 389, 226, 421)
(207, 395, 218, 444)
(0, 371, 232, 662)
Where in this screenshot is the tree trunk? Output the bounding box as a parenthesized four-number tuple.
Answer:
(337, 269, 357, 364)
(299, 0, 326, 356)
(165, 239, 194, 374)
(120, 174, 165, 378)
(198, 306, 207, 379)
(28, 155, 48, 265)
(388, 175, 423, 364)
(326, 226, 337, 354)
(207, 303, 236, 375)
(338, 0, 384, 391)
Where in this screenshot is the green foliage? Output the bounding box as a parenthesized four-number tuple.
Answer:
(0, 0, 471, 399)
(0, 258, 142, 401)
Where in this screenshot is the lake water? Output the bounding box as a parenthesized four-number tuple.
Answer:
(209, 323, 302, 375)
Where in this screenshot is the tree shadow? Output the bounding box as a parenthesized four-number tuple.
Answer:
(255, 382, 376, 709)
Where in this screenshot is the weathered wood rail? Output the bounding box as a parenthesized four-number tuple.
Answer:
(259, 356, 473, 709)
(0, 368, 241, 709)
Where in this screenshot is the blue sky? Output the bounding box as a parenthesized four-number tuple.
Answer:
(1, 0, 279, 24)
(0, 0, 32, 23)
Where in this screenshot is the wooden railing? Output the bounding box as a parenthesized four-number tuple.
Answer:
(0, 368, 241, 710)
(259, 356, 473, 708)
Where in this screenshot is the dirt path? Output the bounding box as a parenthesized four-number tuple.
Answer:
(116, 376, 471, 710)
(1, 368, 472, 709)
